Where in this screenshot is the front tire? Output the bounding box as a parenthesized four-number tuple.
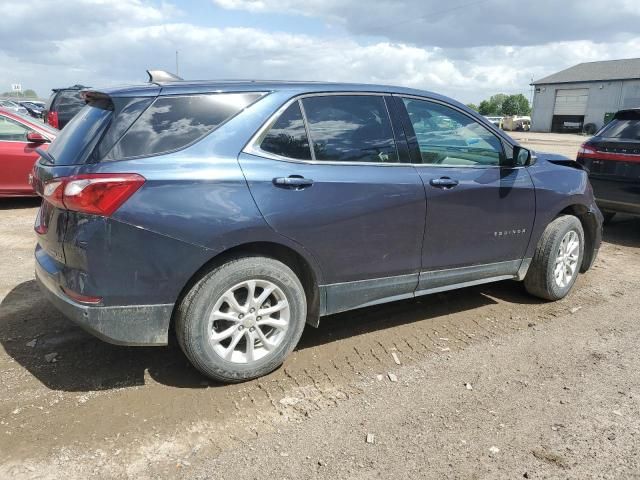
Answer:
(524, 215, 584, 301)
(176, 256, 307, 382)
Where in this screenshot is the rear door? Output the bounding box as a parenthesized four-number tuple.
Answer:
(0, 114, 39, 195)
(239, 93, 426, 314)
(396, 96, 535, 289)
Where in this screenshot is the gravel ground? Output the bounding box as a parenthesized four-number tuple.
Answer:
(0, 134, 638, 479)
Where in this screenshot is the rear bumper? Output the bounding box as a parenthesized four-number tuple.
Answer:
(35, 248, 172, 346)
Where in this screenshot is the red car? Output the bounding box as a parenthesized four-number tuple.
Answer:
(0, 108, 57, 197)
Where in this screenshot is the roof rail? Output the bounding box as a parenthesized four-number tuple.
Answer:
(147, 70, 183, 83)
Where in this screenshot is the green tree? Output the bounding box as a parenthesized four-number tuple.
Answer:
(501, 93, 530, 116)
(466, 103, 478, 112)
(23, 89, 38, 98)
(478, 100, 494, 116)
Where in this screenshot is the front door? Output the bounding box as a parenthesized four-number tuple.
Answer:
(239, 94, 426, 314)
(396, 97, 535, 290)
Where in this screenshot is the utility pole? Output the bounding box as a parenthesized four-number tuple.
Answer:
(176, 50, 179, 76)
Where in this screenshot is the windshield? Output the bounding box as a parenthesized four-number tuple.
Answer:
(46, 105, 112, 164)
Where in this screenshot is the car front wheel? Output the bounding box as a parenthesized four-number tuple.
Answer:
(176, 256, 307, 382)
(524, 215, 585, 301)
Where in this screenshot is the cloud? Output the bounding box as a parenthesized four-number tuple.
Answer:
(1, 0, 639, 104)
(211, 0, 640, 48)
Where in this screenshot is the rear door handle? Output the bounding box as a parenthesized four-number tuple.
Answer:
(430, 177, 459, 189)
(272, 175, 314, 189)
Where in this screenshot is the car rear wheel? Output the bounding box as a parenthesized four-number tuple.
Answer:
(524, 215, 584, 301)
(176, 256, 307, 382)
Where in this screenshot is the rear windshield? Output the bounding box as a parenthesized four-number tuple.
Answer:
(45, 105, 112, 165)
(599, 118, 640, 141)
(53, 90, 85, 116)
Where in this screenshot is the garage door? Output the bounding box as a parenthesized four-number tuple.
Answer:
(553, 88, 589, 115)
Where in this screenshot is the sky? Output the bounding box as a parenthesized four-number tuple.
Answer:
(2, 0, 640, 104)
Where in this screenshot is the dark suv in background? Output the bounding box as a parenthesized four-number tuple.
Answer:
(32, 73, 602, 382)
(578, 108, 640, 222)
(43, 85, 89, 129)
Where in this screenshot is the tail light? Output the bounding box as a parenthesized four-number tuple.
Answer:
(41, 173, 145, 217)
(46, 111, 59, 129)
(577, 142, 596, 157)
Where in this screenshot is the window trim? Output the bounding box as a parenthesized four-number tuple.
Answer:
(397, 94, 520, 170)
(243, 91, 404, 167)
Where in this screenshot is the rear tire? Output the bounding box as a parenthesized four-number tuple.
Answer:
(524, 215, 584, 301)
(176, 256, 307, 383)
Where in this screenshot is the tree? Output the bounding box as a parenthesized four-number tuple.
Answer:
(466, 103, 478, 112)
(477, 93, 531, 116)
(501, 93, 530, 116)
(478, 100, 494, 116)
(0, 88, 38, 98)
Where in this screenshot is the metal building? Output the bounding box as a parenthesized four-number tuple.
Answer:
(531, 58, 640, 133)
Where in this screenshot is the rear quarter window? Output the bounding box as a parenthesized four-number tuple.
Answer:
(107, 92, 263, 160)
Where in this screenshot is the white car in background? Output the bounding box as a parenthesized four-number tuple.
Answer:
(484, 116, 503, 128)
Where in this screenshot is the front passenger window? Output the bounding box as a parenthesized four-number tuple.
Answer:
(301, 95, 398, 163)
(402, 98, 504, 166)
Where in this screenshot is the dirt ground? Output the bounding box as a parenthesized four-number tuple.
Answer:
(1, 133, 639, 479)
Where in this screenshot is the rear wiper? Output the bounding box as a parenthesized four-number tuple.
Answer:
(36, 147, 56, 164)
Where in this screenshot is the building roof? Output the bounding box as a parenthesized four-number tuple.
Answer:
(532, 58, 640, 85)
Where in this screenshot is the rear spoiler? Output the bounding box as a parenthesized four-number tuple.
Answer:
(79, 90, 113, 110)
(147, 70, 183, 84)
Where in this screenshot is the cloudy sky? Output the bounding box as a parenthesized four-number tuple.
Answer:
(2, 0, 640, 103)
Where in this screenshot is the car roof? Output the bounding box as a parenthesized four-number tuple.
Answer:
(89, 79, 463, 108)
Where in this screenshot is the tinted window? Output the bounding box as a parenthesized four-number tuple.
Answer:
(260, 101, 311, 160)
(98, 97, 153, 159)
(112, 93, 262, 159)
(0, 115, 29, 142)
(54, 90, 84, 116)
(301, 95, 398, 163)
(46, 105, 112, 165)
(403, 98, 503, 166)
(598, 119, 640, 140)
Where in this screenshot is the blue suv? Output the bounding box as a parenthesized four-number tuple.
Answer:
(32, 72, 603, 382)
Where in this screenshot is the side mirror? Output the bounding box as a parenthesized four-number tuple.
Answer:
(26, 131, 49, 144)
(511, 145, 531, 167)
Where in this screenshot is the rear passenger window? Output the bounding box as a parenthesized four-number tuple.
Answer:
(260, 101, 311, 160)
(402, 98, 504, 166)
(301, 95, 398, 163)
(112, 93, 263, 159)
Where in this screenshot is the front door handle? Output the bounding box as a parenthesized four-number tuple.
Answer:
(430, 177, 459, 189)
(273, 175, 314, 189)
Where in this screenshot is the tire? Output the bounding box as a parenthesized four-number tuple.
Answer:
(602, 211, 616, 224)
(176, 256, 307, 382)
(524, 215, 585, 301)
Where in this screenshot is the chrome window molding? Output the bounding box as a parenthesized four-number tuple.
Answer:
(243, 91, 523, 169)
(242, 91, 406, 167)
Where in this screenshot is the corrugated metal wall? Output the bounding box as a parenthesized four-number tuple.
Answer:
(531, 79, 640, 132)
